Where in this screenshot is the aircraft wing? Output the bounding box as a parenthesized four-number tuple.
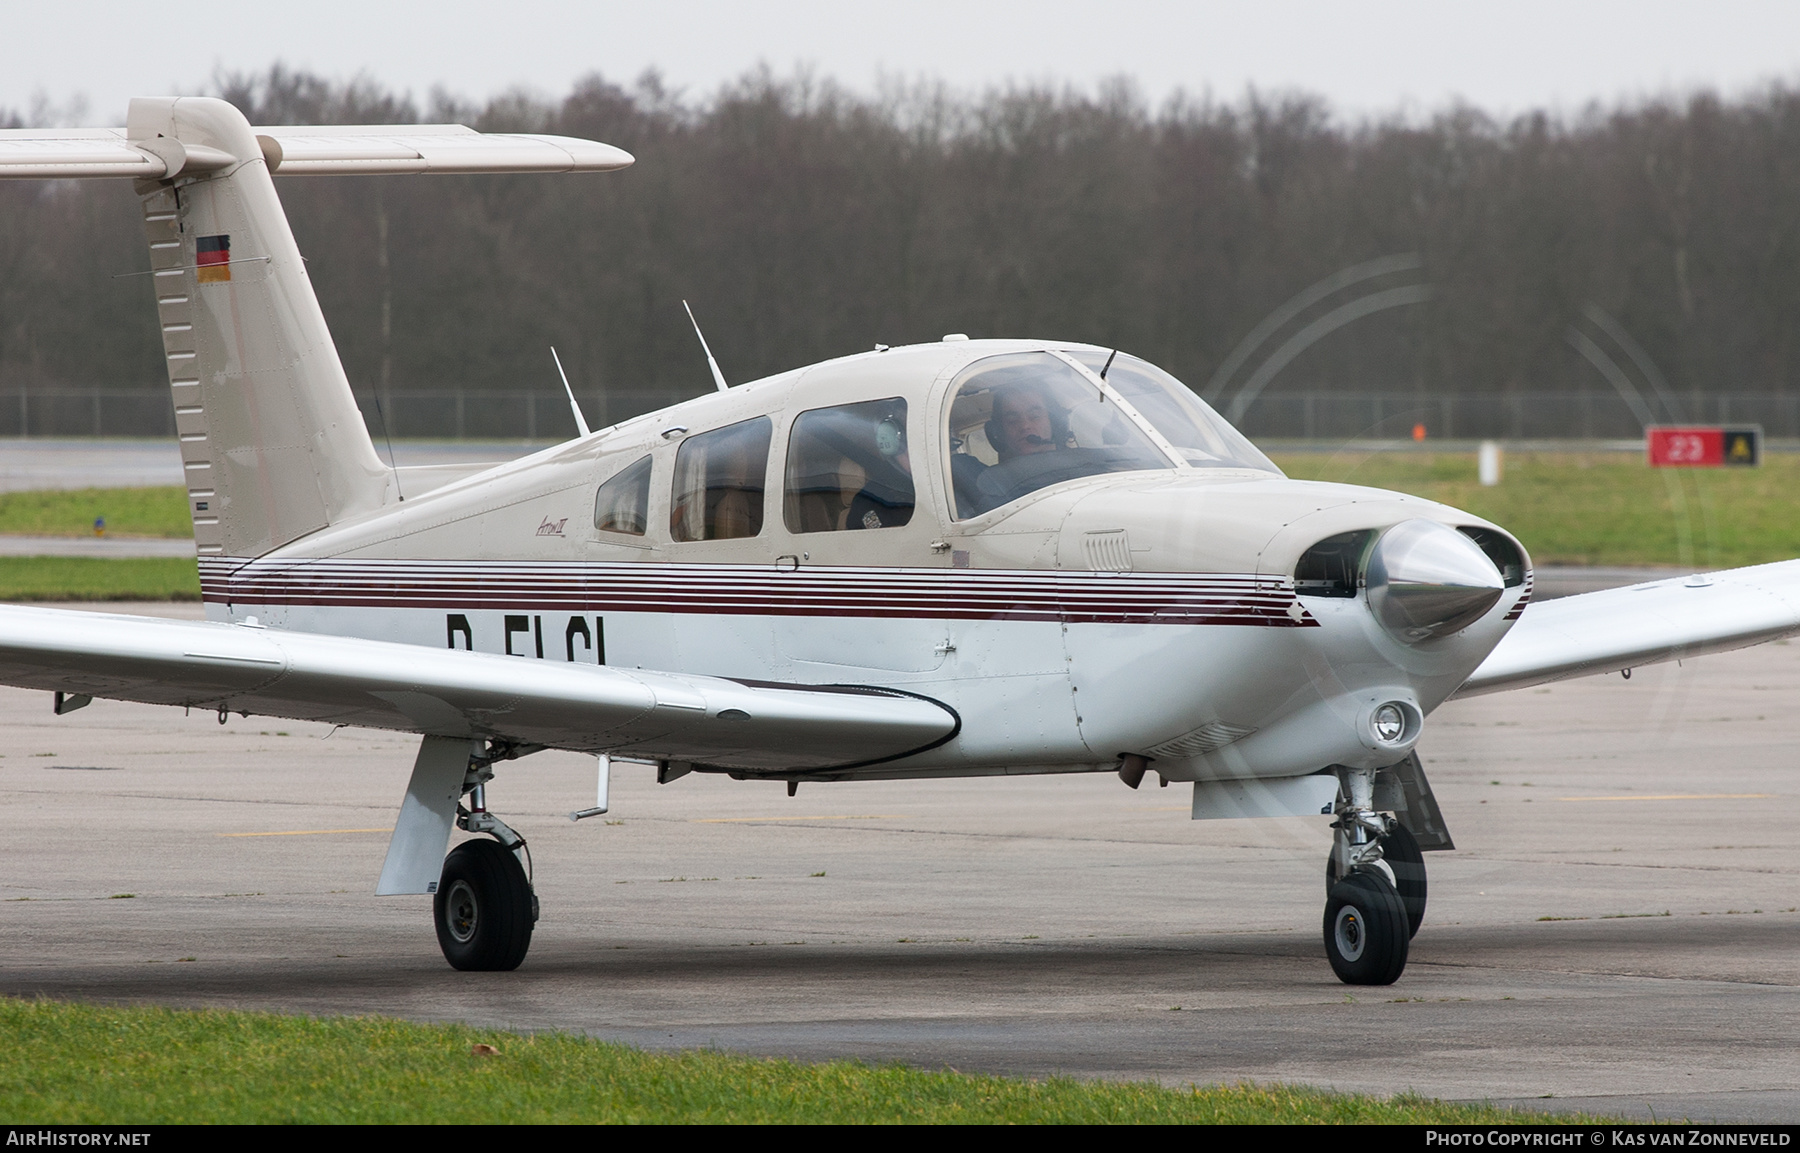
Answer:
(1457, 559, 1800, 697)
(0, 605, 955, 772)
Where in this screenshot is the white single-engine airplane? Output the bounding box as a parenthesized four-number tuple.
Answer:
(5, 98, 1800, 983)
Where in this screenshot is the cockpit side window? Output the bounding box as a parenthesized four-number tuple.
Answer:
(670, 417, 773, 542)
(593, 454, 652, 536)
(943, 352, 1172, 519)
(784, 399, 914, 532)
(1067, 351, 1281, 474)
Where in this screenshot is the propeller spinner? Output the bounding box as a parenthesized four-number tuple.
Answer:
(1365, 519, 1506, 641)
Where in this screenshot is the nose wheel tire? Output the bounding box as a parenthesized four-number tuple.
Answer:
(1325, 821, 1428, 940)
(434, 839, 535, 971)
(1324, 869, 1410, 985)
(1382, 821, 1427, 939)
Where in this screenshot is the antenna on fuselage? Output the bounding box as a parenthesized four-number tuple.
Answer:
(550, 346, 592, 438)
(682, 300, 731, 393)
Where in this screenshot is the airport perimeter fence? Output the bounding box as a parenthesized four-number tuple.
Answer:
(5, 387, 1800, 441)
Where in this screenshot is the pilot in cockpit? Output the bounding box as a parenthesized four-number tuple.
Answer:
(987, 383, 1067, 463)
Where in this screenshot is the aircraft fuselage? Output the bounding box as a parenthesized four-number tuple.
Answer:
(200, 339, 1531, 786)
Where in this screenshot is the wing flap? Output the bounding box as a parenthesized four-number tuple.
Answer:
(1457, 560, 1800, 697)
(0, 605, 954, 771)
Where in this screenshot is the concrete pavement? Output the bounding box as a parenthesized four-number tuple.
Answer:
(0, 601, 1795, 1121)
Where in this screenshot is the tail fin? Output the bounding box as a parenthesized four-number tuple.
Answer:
(132, 97, 389, 557)
(1, 99, 633, 558)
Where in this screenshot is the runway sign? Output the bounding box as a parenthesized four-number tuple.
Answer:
(1645, 425, 1761, 467)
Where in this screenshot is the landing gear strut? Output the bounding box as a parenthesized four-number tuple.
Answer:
(435, 767, 538, 971)
(1322, 765, 1418, 985)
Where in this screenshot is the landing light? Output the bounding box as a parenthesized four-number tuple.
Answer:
(1373, 704, 1406, 744)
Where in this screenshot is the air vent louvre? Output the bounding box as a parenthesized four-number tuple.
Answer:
(1144, 722, 1257, 759)
(1083, 530, 1132, 572)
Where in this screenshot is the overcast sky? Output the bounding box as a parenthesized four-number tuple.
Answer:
(8, 1, 1800, 125)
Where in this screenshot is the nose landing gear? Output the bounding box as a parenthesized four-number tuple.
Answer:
(1322, 765, 1420, 985)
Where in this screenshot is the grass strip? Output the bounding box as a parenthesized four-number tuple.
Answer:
(0, 486, 192, 538)
(1273, 450, 1800, 569)
(0, 557, 199, 601)
(0, 999, 1590, 1125)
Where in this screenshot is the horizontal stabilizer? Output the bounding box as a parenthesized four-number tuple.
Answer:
(0, 122, 632, 179)
(0, 605, 955, 773)
(1458, 559, 1800, 697)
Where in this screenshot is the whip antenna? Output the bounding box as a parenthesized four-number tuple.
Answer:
(550, 346, 591, 437)
(682, 300, 730, 393)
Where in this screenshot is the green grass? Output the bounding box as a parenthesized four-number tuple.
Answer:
(0, 557, 199, 601)
(0, 486, 191, 538)
(0, 999, 1588, 1124)
(1272, 450, 1800, 569)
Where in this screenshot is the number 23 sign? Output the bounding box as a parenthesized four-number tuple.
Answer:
(1646, 426, 1761, 467)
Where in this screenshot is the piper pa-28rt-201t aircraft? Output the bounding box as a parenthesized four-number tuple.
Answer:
(6, 97, 1800, 984)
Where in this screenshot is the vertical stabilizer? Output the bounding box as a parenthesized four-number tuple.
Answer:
(130, 97, 392, 558)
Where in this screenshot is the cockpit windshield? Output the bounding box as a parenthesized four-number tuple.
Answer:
(944, 352, 1174, 518)
(1066, 350, 1281, 474)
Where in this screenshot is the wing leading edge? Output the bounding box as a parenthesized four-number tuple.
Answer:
(0, 605, 956, 772)
(1458, 559, 1800, 697)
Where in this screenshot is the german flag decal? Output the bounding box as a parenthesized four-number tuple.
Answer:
(196, 235, 230, 283)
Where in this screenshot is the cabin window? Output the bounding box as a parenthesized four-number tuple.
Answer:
(943, 352, 1172, 519)
(1066, 350, 1280, 474)
(670, 417, 773, 541)
(593, 455, 652, 536)
(784, 399, 914, 532)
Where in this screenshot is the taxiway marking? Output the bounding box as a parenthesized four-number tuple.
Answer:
(691, 815, 904, 823)
(218, 828, 392, 837)
(1554, 793, 1774, 803)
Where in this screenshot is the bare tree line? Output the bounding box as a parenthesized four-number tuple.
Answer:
(6, 66, 1800, 416)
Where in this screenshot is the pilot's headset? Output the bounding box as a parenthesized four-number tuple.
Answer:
(875, 413, 906, 458)
(985, 386, 1072, 452)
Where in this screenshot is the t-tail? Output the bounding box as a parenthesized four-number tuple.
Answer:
(0, 98, 633, 558)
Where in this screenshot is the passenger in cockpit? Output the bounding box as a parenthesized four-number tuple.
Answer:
(848, 413, 914, 529)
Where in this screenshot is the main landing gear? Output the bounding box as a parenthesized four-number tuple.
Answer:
(435, 778, 538, 971)
(1322, 765, 1427, 985)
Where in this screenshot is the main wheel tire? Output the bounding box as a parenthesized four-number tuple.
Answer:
(1382, 821, 1428, 939)
(1323, 870, 1410, 985)
(434, 839, 534, 971)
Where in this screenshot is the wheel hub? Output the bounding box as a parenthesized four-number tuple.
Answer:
(445, 879, 479, 944)
(1333, 904, 1366, 961)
